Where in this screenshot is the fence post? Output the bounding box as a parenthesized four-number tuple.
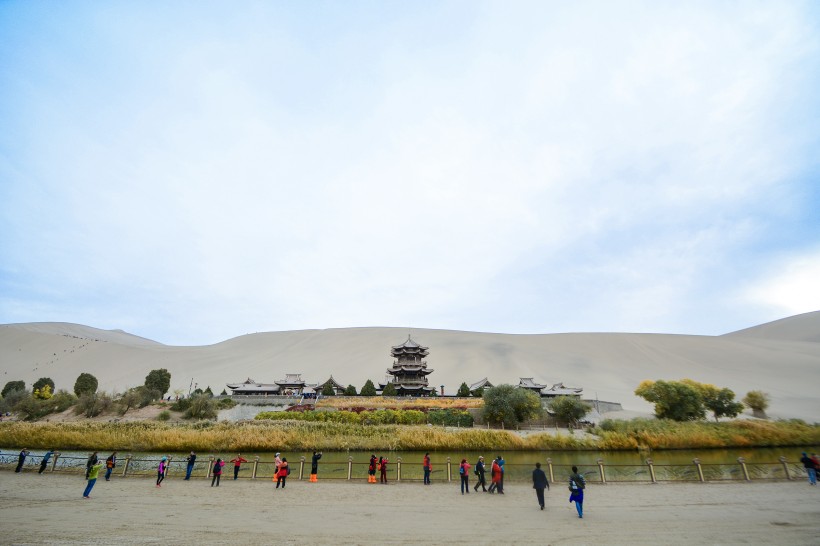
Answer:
(207, 456, 215, 478)
(164, 457, 172, 477)
(779, 456, 791, 480)
(546, 458, 554, 483)
(299, 456, 305, 480)
(347, 456, 353, 480)
(738, 457, 750, 481)
(447, 457, 452, 482)
(597, 459, 606, 484)
(123, 454, 132, 477)
(252, 456, 259, 479)
(50, 452, 60, 473)
(397, 457, 402, 482)
(646, 458, 657, 483)
(693, 458, 705, 482)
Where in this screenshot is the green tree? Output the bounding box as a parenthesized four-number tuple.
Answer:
(361, 379, 377, 397)
(473, 386, 485, 398)
(204, 386, 213, 397)
(73, 373, 98, 397)
(742, 390, 770, 418)
(549, 396, 592, 427)
(382, 383, 397, 396)
(74, 392, 112, 418)
(482, 384, 543, 427)
(704, 388, 744, 422)
(321, 382, 336, 396)
(634, 380, 705, 421)
(32, 377, 55, 393)
(117, 388, 143, 415)
(2, 380, 26, 398)
(144, 369, 171, 398)
(184, 394, 217, 419)
(220, 389, 228, 396)
(344, 385, 358, 396)
(456, 382, 471, 397)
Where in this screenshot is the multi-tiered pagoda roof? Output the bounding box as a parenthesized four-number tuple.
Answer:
(380, 335, 435, 395)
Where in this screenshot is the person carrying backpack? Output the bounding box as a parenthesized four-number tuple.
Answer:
(104, 452, 117, 481)
(459, 458, 471, 495)
(211, 458, 225, 487)
(568, 466, 586, 518)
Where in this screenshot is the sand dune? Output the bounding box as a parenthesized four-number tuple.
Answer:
(1, 313, 819, 420)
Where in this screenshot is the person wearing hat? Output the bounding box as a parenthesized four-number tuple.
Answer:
(156, 456, 168, 488)
(473, 456, 487, 492)
(800, 452, 816, 485)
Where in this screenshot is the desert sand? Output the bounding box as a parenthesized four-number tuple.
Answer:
(1, 471, 819, 545)
(1, 311, 819, 420)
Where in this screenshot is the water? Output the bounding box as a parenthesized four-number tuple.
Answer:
(5, 446, 814, 482)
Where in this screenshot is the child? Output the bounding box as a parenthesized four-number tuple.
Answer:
(276, 458, 289, 489)
(156, 456, 167, 487)
(211, 458, 225, 487)
(379, 456, 388, 484)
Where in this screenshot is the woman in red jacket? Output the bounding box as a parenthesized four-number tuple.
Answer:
(488, 459, 501, 494)
(275, 458, 289, 489)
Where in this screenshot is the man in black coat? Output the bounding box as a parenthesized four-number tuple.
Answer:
(473, 456, 487, 492)
(532, 462, 550, 510)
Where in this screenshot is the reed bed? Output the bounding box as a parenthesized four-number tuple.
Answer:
(2, 418, 816, 453)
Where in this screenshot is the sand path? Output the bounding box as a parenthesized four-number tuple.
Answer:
(1, 472, 819, 545)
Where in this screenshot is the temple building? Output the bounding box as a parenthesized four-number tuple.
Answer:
(469, 377, 494, 396)
(379, 335, 435, 395)
(316, 375, 347, 395)
(226, 373, 308, 396)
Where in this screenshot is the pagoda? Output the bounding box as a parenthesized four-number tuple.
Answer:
(380, 335, 435, 395)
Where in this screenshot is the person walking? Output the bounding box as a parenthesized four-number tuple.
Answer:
(104, 452, 117, 481)
(273, 452, 282, 482)
(39, 449, 54, 474)
(379, 456, 388, 484)
(800, 452, 817, 485)
(473, 456, 487, 492)
(211, 458, 225, 487)
(156, 457, 168, 488)
(532, 462, 550, 510)
(85, 452, 98, 479)
(184, 451, 197, 480)
(83, 459, 104, 499)
(568, 466, 586, 518)
(459, 458, 471, 495)
(275, 458, 289, 489)
(423, 453, 432, 485)
(230, 454, 248, 480)
(497, 455, 506, 494)
(368, 454, 378, 483)
(310, 451, 322, 482)
(488, 457, 501, 494)
(15, 448, 29, 473)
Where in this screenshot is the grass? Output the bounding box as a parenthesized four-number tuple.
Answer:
(1, 418, 817, 453)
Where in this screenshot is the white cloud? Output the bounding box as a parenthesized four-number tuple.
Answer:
(744, 250, 820, 315)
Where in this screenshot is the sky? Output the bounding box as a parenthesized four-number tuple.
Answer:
(1, 1, 819, 345)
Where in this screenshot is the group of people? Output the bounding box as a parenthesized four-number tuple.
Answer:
(367, 454, 389, 483)
(799, 452, 820, 485)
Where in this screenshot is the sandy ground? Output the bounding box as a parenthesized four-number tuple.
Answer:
(1, 472, 819, 545)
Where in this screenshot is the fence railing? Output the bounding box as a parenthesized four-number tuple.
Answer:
(0, 453, 811, 484)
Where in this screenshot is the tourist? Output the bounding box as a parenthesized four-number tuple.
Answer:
(15, 448, 29, 473)
(800, 452, 816, 485)
(532, 462, 549, 510)
(310, 451, 322, 482)
(230, 453, 248, 480)
(497, 455, 506, 494)
(368, 454, 377, 483)
(568, 466, 586, 518)
(274, 452, 282, 478)
(156, 456, 167, 488)
(423, 453, 432, 485)
(38, 449, 54, 474)
(104, 452, 117, 481)
(276, 458, 289, 488)
(488, 457, 502, 493)
(379, 456, 388, 484)
(83, 459, 104, 499)
(459, 458, 471, 495)
(85, 452, 98, 479)
(184, 451, 196, 480)
(211, 458, 225, 487)
(473, 456, 487, 492)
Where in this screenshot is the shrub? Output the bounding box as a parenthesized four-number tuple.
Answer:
(548, 396, 592, 427)
(74, 392, 113, 418)
(428, 409, 474, 427)
(184, 395, 217, 420)
(0, 388, 28, 413)
(171, 398, 192, 412)
(482, 385, 542, 426)
(635, 380, 705, 421)
(73, 373, 98, 397)
(743, 390, 770, 417)
(144, 369, 171, 399)
(217, 398, 236, 409)
(344, 385, 358, 396)
(157, 410, 171, 421)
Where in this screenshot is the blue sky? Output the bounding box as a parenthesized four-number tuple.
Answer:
(1, 1, 819, 345)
